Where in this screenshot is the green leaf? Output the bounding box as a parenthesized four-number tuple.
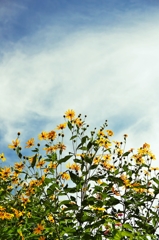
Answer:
(89, 174, 106, 181)
(79, 146, 87, 151)
(73, 158, 82, 164)
(44, 178, 54, 184)
(18, 152, 22, 159)
(122, 151, 131, 157)
(87, 141, 93, 150)
(31, 154, 37, 168)
(82, 196, 96, 206)
(69, 171, 81, 184)
(58, 155, 72, 164)
(70, 135, 77, 140)
(67, 121, 72, 130)
(114, 231, 122, 240)
(70, 195, 76, 202)
(44, 158, 52, 162)
(84, 156, 93, 164)
(90, 164, 98, 170)
(121, 231, 133, 239)
(31, 148, 39, 152)
(63, 186, 77, 193)
(77, 136, 88, 149)
(108, 196, 120, 205)
(152, 177, 159, 185)
(51, 152, 57, 161)
(81, 136, 88, 144)
(123, 223, 133, 231)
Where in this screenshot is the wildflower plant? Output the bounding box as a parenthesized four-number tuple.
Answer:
(0, 109, 159, 239)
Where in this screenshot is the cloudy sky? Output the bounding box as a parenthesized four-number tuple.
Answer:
(0, 0, 159, 166)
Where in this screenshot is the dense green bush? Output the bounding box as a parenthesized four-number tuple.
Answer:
(0, 109, 159, 239)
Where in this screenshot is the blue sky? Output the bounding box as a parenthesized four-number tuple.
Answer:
(1, 0, 159, 165)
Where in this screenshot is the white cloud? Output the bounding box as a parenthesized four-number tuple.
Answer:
(0, 9, 159, 164)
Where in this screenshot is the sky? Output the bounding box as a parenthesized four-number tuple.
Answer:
(0, 0, 159, 166)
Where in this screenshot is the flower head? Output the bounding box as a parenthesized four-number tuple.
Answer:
(143, 143, 150, 149)
(36, 159, 45, 168)
(25, 138, 35, 148)
(8, 138, 20, 149)
(47, 214, 54, 223)
(47, 130, 57, 141)
(61, 172, 70, 180)
(14, 162, 24, 172)
(56, 122, 67, 130)
(0, 153, 6, 161)
(33, 223, 44, 235)
(66, 162, 80, 171)
(65, 109, 75, 120)
(106, 130, 114, 136)
(38, 131, 48, 140)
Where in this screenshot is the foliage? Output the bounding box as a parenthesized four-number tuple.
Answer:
(0, 109, 159, 239)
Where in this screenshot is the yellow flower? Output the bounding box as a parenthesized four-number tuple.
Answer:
(149, 152, 156, 160)
(120, 174, 131, 187)
(49, 195, 55, 200)
(73, 118, 83, 127)
(47, 214, 54, 223)
(21, 196, 30, 205)
(8, 138, 20, 149)
(97, 130, 106, 137)
(56, 122, 67, 130)
(104, 141, 112, 149)
(48, 162, 57, 169)
(137, 148, 149, 155)
(47, 130, 57, 141)
(61, 172, 70, 180)
(111, 186, 120, 196)
(102, 154, 111, 161)
(106, 130, 114, 136)
(132, 154, 145, 164)
(0, 153, 6, 161)
(97, 179, 103, 185)
(11, 207, 24, 218)
(150, 167, 159, 171)
(143, 143, 150, 149)
(44, 168, 49, 173)
(102, 162, 116, 171)
(96, 137, 111, 149)
(33, 223, 44, 235)
(89, 205, 105, 211)
(38, 131, 48, 140)
(65, 109, 75, 120)
(36, 159, 45, 168)
(14, 162, 24, 172)
(0, 211, 14, 220)
(56, 143, 66, 151)
(116, 149, 123, 156)
(0, 167, 11, 179)
(38, 237, 45, 240)
(27, 212, 32, 218)
(66, 163, 80, 171)
(43, 145, 58, 154)
(71, 163, 80, 171)
(25, 138, 35, 148)
(93, 156, 101, 165)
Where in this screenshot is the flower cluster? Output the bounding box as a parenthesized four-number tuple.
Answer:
(0, 109, 159, 239)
